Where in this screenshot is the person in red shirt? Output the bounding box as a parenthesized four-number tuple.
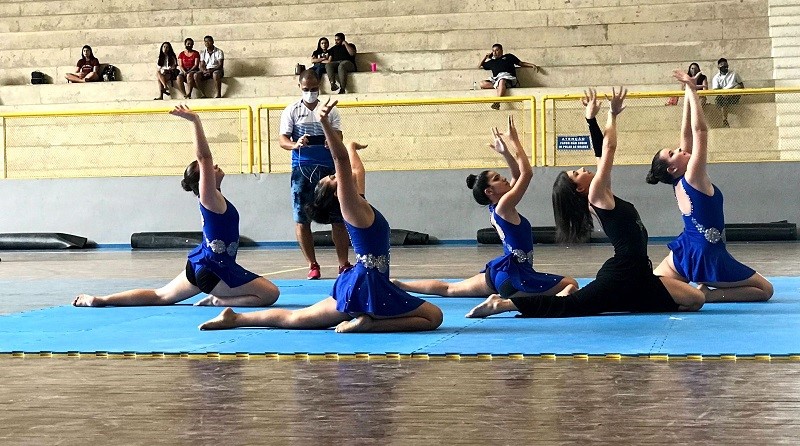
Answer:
(176, 38, 201, 99)
(65, 45, 100, 83)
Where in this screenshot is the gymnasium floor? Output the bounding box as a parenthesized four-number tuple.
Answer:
(1, 242, 799, 444)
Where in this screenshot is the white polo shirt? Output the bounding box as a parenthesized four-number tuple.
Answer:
(201, 47, 224, 70)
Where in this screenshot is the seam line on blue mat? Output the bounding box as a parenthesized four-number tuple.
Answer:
(412, 318, 486, 354)
(649, 317, 675, 355)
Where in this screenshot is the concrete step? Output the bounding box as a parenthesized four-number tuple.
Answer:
(0, 62, 782, 107)
(0, 0, 767, 33)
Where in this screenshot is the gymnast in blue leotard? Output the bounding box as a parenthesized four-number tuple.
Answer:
(646, 70, 773, 302)
(199, 99, 443, 332)
(73, 105, 280, 308)
(393, 116, 578, 299)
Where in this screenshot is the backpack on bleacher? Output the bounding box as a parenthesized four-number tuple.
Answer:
(31, 71, 47, 84)
(102, 65, 118, 81)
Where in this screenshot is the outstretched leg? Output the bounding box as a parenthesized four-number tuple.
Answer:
(393, 273, 493, 297)
(509, 276, 580, 298)
(74, 270, 199, 307)
(199, 297, 349, 330)
(466, 294, 518, 318)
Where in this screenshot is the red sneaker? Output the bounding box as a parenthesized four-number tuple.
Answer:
(307, 262, 321, 280)
(338, 262, 353, 275)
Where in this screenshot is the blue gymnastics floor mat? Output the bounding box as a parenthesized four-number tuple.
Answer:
(1, 278, 798, 356)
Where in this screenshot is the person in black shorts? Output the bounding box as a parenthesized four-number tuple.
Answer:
(467, 87, 706, 319)
(479, 43, 540, 109)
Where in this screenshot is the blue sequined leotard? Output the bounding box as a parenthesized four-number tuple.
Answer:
(667, 177, 754, 283)
(186, 199, 259, 288)
(482, 205, 564, 297)
(331, 206, 426, 316)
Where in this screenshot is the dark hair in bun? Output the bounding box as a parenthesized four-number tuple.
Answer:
(466, 170, 491, 205)
(181, 160, 200, 196)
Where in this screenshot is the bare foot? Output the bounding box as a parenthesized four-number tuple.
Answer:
(466, 294, 508, 318)
(73, 294, 101, 307)
(335, 314, 374, 333)
(194, 295, 218, 306)
(199, 307, 238, 330)
(557, 284, 578, 297)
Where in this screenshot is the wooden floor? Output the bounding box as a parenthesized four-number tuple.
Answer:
(1, 242, 799, 444)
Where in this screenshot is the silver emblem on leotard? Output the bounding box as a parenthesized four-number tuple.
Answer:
(356, 253, 389, 273)
(208, 239, 226, 254)
(206, 238, 239, 255)
(690, 217, 723, 244)
(511, 249, 534, 264)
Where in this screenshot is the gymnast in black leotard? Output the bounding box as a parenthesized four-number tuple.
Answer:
(467, 87, 707, 319)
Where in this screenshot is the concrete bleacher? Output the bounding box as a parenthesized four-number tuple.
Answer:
(0, 0, 796, 172)
(0, 0, 778, 106)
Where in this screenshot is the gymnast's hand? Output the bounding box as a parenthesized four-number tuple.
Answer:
(607, 86, 627, 116)
(673, 69, 699, 91)
(581, 88, 602, 119)
(169, 104, 200, 122)
(318, 98, 338, 122)
(489, 127, 507, 154)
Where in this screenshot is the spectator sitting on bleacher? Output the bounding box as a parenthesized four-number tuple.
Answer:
(666, 62, 708, 106)
(154, 42, 179, 100)
(176, 38, 201, 99)
(193, 35, 224, 98)
(326, 33, 357, 94)
(65, 45, 100, 83)
(711, 57, 744, 128)
(479, 43, 540, 109)
(311, 37, 330, 81)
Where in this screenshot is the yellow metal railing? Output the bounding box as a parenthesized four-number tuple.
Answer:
(3, 88, 798, 178)
(541, 87, 800, 167)
(0, 105, 254, 179)
(257, 96, 536, 173)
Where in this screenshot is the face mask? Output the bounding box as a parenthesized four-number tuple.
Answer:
(719, 66, 728, 74)
(302, 90, 319, 103)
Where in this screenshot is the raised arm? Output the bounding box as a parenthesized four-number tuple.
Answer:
(588, 87, 626, 209)
(343, 40, 356, 56)
(347, 142, 368, 196)
(317, 99, 373, 227)
(170, 105, 226, 213)
(674, 70, 711, 190)
(582, 88, 604, 158)
(494, 116, 532, 217)
(478, 52, 491, 69)
(679, 80, 693, 153)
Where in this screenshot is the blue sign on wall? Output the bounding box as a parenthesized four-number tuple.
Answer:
(557, 135, 591, 151)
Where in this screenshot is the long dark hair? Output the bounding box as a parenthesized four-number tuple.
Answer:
(81, 45, 95, 60)
(552, 171, 592, 243)
(305, 180, 340, 224)
(645, 150, 673, 185)
(466, 171, 491, 205)
(181, 160, 200, 197)
(315, 37, 329, 53)
(158, 42, 177, 66)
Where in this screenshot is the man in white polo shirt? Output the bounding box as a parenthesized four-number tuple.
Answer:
(193, 35, 225, 98)
(711, 57, 744, 128)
